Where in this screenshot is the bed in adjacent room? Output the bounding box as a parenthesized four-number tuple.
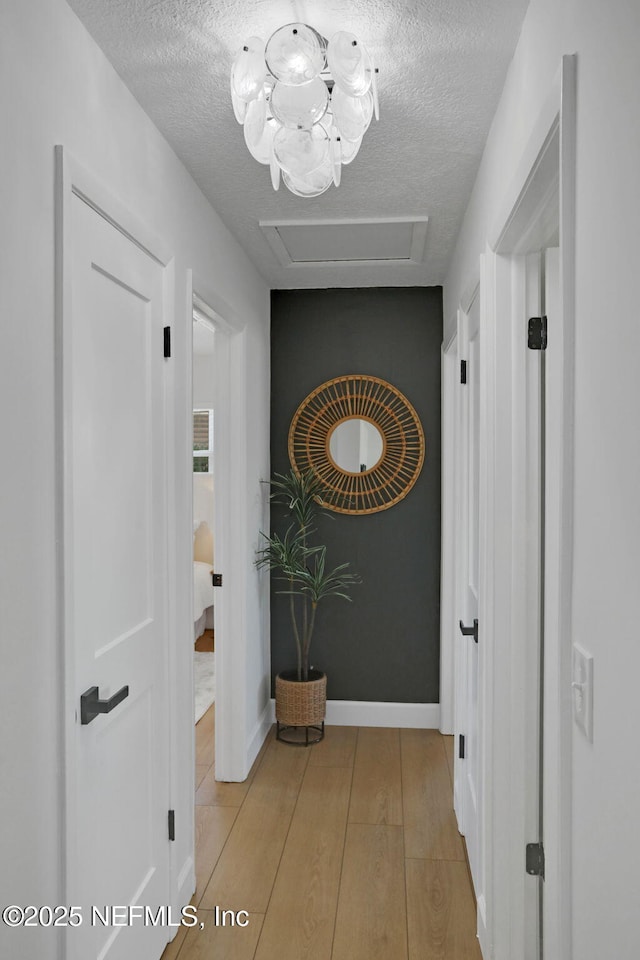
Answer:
(193, 558, 214, 641)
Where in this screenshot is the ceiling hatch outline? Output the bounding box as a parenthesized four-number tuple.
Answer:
(259, 216, 429, 269)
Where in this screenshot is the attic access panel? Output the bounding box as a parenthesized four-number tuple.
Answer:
(260, 217, 428, 269)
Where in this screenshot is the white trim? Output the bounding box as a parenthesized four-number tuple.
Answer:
(542, 54, 576, 960)
(488, 62, 564, 254)
(460, 275, 480, 315)
(55, 147, 173, 268)
(268, 699, 440, 728)
(246, 702, 273, 769)
(259, 216, 429, 269)
(476, 255, 495, 959)
(442, 322, 457, 355)
(439, 336, 457, 735)
(188, 272, 251, 782)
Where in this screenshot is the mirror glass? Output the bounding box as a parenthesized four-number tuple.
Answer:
(329, 418, 384, 473)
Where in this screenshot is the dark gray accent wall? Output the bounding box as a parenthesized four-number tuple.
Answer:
(270, 287, 442, 703)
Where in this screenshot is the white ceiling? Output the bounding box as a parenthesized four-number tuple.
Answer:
(66, 0, 529, 289)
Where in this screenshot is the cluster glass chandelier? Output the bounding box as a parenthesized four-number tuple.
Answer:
(230, 23, 379, 198)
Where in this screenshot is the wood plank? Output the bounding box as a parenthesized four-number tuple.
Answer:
(195, 629, 214, 652)
(195, 764, 209, 789)
(195, 765, 250, 807)
(195, 725, 272, 807)
(194, 805, 239, 904)
(255, 766, 351, 960)
(175, 910, 263, 960)
(308, 725, 357, 767)
(199, 740, 310, 912)
(401, 729, 464, 861)
(247, 725, 274, 778)
(195, 704, 215, 768)
(406, 859, 482, 960)
(160, 924, 188, 960)
(348, 727, 403, 825)
(332, 823, 407, 960)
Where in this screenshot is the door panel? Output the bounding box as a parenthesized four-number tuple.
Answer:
(523, 252, 545, 960)
(67, 194, 170, 960)
(453, 293, 481, 896)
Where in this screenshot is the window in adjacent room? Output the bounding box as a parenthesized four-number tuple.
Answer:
(193, 408, 213, 473)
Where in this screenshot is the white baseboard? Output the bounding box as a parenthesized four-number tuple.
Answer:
(246, 701, 273, 774)
(268, 699, 440, 729)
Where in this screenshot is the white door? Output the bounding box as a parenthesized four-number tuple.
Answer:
(455, 293, 481, 891)
(65, 191, 171, 960)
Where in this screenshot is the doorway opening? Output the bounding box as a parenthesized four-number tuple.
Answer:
(191, 303, 218, 786)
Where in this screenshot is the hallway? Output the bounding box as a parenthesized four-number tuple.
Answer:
(162, 713, 480, 960)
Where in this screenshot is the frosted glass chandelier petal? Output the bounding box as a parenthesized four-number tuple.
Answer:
(328, 126, 342, 186)
(230, 21, 379, 197)
(265, 23, 326, 85)
(331, 86, 373, 143)
(326, 31, 373, 98)
(231, 37, 266, 103)
(270, 77, 329, 129)
(283, 162, 334, 198)
(230, 78, 247, 124)
(273, 125, 330, 178)
(340, 135, 363, 165)
(243, 95, 277, 165)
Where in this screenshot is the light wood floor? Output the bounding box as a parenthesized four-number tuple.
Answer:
(162, 711, 481, 960)
(194, 628, 214, 653)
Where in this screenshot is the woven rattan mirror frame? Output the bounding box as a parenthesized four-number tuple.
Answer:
(288, 374, 425, 515)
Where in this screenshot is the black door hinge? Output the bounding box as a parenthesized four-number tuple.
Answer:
(526, 842, 545, 877)
(212, 573, 223, 587)
(460, 359, 467, 384)
(459, 734, 466, 759)
(527, 316, 548, 350)
(164, 326, 171, 358)
(168, 809, 175, 842)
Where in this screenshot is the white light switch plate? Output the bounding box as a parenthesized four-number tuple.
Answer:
(572, 644, 593, 742)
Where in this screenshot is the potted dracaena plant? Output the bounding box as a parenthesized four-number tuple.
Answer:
(256, 468, 360, 745)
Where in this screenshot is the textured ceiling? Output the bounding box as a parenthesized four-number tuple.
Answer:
(65, 0, 529, 288)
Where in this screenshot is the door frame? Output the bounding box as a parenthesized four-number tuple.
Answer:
(440, 54, 576, 959)
(439, 330, 458, 736)
(55, 146, 175, 941)
(483, 55, 576, 959)
(187, 272, 249, 782)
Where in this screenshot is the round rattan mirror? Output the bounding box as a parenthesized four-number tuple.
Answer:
(288, 374, 425, 515)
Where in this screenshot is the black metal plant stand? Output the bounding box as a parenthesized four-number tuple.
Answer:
(276, 721, 325, 746)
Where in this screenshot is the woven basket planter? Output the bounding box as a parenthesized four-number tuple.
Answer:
(275, 669, 326, 745)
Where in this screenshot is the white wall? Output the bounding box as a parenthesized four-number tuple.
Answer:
(193, 352, 216, 409)
(0, 1, 270, 957)
(445, 1, 640, 956)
